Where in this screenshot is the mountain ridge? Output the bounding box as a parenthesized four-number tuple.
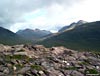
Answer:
(0, 27, 30, 45)
(59, 20, 88, 32)
(16, 28, 52, 41)
(37, 21, 100, 51)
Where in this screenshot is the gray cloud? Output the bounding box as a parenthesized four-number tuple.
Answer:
(0, 0, 82, 29)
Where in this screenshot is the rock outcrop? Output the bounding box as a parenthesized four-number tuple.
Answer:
(0, 44, 99, 76)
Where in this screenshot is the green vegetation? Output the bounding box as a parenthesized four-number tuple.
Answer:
(5, 55, 11, 62)
(92, 51, 100, 55)
(0, 27, 32, 45)
(78, 61, 89, 66)
(38, 21, 100, 51)
(11, 55, 29, 60)
(85, 69, 99, 74)
(4, 55, 29, 61)
(31, 65, 43, 70)
(15, 64, 24, 70)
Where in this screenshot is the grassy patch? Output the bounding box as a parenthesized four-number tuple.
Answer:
(31, 65, 43, 71)
(12, 55, 28, 60)
(79, 61, 89, 65)
(15, 64, 24, 70)
(5, 55, 29, 60)
(85, 69, 99, 74)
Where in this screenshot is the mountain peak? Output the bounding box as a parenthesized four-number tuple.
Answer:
(77, 20, 88, 25)
(35, 28, 40, 31)
(25, 28, 33, 31)
(16, 28, 52, 41)
(59, 20, 88, 32)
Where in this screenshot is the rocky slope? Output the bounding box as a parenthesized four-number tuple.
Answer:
(0, 44, 100, 76)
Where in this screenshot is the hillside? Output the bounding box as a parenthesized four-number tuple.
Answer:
(16, 29, 52, 41)
(0, 44, 99, 76)
(37, 21, 100, 51)
(0, 27, 30, 45)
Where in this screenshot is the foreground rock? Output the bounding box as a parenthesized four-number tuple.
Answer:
(0, 44, 100, 76)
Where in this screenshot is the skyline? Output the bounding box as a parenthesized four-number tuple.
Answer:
(0, 0, 100, 32)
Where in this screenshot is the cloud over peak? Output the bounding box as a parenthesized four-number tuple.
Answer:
(0, 0, 99, 32)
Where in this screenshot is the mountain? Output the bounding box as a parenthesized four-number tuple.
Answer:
(16, 28, 52, 41)
(76, 20, 87, 25)
(59, 20, 87, 32)
(37, 21, 100, 51)
(0, 27, 30, 45)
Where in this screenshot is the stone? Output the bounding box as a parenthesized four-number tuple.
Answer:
(3, 68, 9, 74)
(38, 70, 44, 74)
(0, 44, 100, 76)
(18, 67, 30, 73)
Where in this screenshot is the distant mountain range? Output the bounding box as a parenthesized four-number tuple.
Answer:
(0, 20, 100, 51)
(0, 27, 52, 45)
(16, 29, 52, 41)
(37, 21, 100, 51)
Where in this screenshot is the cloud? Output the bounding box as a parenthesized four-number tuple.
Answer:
(0, 0, 82, 29)
(1, 0, 100, 32)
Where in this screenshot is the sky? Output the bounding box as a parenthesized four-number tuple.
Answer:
(0, 0, 100, 33)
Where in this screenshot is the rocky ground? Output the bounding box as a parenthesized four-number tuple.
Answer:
(0, 44, 100, 76)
